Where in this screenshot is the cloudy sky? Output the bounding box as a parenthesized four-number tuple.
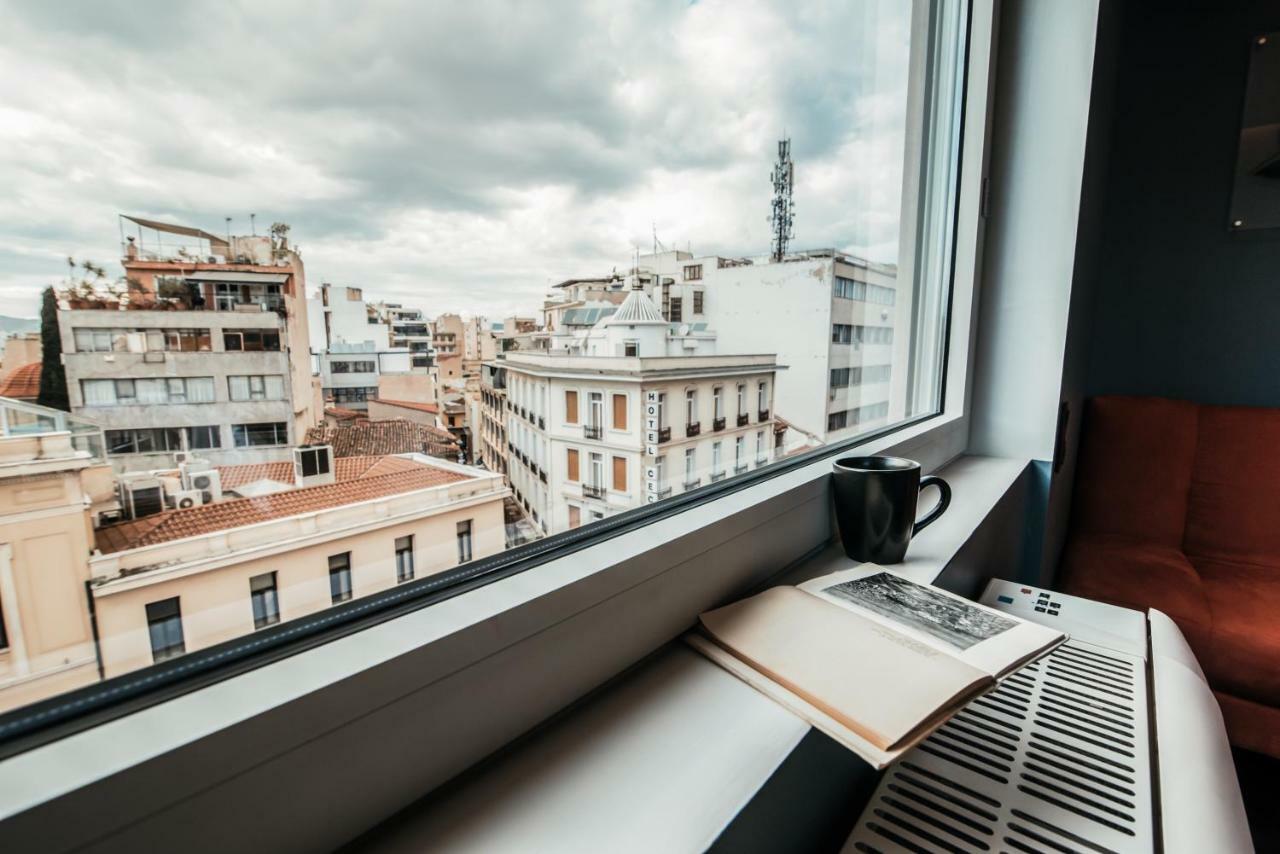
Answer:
(0, 0, 911, 320)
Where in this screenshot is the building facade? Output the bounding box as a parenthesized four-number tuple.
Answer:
(58, 217, 319, 473)
(493, 289, 778, 535)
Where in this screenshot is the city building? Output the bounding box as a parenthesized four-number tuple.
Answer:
(477, 362, 508, 476)
(308, 284, 431, 411)
(462, 315, 496, 370)
(493, 288, 778, 535)
(1, 333, 42, 374)
(372, 303, 436, 369)
(57, 217, 319, 473)
(0, 400, 115, 711)
(431, 313, 463, 359)
(89, 449, 506, 678)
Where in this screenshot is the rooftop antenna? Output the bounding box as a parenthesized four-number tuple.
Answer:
(250, 213, 257, 236)
(770, 137, 795, 262)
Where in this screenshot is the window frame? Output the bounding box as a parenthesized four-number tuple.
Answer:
(0, 5, 999, 840)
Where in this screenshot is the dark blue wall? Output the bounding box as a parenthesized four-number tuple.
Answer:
(1086, 1, 1280, 407)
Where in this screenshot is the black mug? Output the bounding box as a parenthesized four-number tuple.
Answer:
(832, 456, 951, 564)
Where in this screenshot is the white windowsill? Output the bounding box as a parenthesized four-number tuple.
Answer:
(355, 454, 1029, 852)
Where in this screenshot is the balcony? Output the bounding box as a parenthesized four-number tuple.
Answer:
(712, 417, 726, 432)
(582, 483, 606, 499)
(709, 471, 726, 482)
(538, 416, 545, 430)
(584, 424, 603, 440)
(758, 409, 770, 422)
(683, 477, 701, 490)
(656, 486, 672, 499)
(539, 469, 548, 484)
(658, 426, 671, 444)
(734, 464, 748, 475)
(686, 422, 701, 438)
(736, 413, 749, 427)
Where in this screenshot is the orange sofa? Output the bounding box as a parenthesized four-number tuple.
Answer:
(1061, 396, 1280, 759)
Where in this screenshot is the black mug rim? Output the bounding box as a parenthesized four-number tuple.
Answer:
(833, 455, 920, 473)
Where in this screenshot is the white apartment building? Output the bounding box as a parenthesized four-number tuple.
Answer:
(612, 249, 900, 444)
(308, 284, 429, 410)
(372, 303, 436, 369)
(58, 217, 319, 473)
(494, 289, 778, 535)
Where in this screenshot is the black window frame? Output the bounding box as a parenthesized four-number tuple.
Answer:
(395, 535, 415, 583)
(456, 521, 473, 565)
(329, 554, 353, 604)
(250, 572, 280, 630)
(232, 422, 288, 448)
(145, 598, 185, 663)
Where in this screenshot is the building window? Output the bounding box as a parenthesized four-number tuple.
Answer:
(588, 391, 604, 431)
(711, 441, 723, 477)
(330, 361, 376, 374)
(456, 520, 473, 564)
(395, 535, 415, 583)
(228, 375, 285, 401)
(683, 264, 703, 281)
(106, 427, 183, 455)
(684, 448, 696, 485)
(612, 393, 628, 430)
(612, 456, 627, 492)
(832, 323, 853, 344)
(589, 452, 604, 491)
(756, 430, 766, 463)
(185, 425, 221, 450)
(72, 327, 211, 353)
(655, 392, 666, 428)
(233, 422, 288, 447)
(565, 389, 579, 424)
(685, 389, 697, 425)
(250, 572, 280, 629)
(713, 386, 724, 420)
(223, 329, 281, 351)
(668, 297, 683, 322)
(830, 368, 851, 388)
(624, 340, 638, 357)
(734, 436, 745, 469)
(757, 381, 768, 414)
(329, 553, 353, 604)
(146, 597, 185, 662)
(81, 377, 215, 406)
(693, 290, 704, 314)
(834, 276, 896, 305)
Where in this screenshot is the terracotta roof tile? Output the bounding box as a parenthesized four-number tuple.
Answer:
(304, 419, 458, 459)
(325, 406, 365, 421)
(0, 362, 42, 399)
(96, 456, 470, 554)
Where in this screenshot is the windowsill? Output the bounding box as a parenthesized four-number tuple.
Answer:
(353, 454, 1029, 851)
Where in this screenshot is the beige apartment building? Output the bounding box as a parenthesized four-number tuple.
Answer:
(57, 216, 319, 473)
(0, 401, 116, 711)
(88, 451, 506, 677)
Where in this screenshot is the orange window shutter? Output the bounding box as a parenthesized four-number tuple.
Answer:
(566, 390, 579, 424)
(567, 448, 580, 481)
(612, 456, 627, 492)
(612, 394, 627, 430)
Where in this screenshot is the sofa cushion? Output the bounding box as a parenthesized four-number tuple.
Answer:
(1195, 556, 1280, 708)
(1071, 396, 1199, 547)
(1185, 404, 1280, 565)
(1060, 534, 1213, 659)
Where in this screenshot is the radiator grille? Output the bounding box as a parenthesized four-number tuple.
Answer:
(846, 640, 1152, 854)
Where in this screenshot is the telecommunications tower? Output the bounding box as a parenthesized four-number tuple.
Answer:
(769, 138, 795, 262)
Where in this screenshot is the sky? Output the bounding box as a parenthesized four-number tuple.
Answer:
(0, 0, 912, 320)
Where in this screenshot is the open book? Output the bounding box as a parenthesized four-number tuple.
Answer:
(687, 565, 1066, 768)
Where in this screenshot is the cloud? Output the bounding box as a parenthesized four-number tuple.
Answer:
(0, 0, 911, 319)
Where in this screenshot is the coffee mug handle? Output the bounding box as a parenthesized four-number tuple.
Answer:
(912, 476, 952, 536)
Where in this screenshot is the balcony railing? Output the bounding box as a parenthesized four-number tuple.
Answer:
(686, 422, 701, 438)
(538, 416, 545, 430)
(709, 471, 726, 483)
(658, 426, 671, 443)
(683, 477, 701, 490)
(713, 417, 726, 432)
(582, 483, 606, 499)
(737, 413, 749, 427)
(656, 486, 672, 499)
(584, 424, 603, 440)
(758, 409, 770, 421)
(734, 463, 748, 475)
(539, 469, 548, 483)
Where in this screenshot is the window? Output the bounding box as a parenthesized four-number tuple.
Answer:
(757, 381, 768, 415)
(831, 368, 851, 388)
(668, 297, 682, 322)
(711, 441, 723, 479)
(228, 375, 285, 401)
(328, 553, 352, 604)
(734, 436, 745, 471)
(684, 448, 697, 487)
(330, 361, 376, 374)
(185, 425, 221, 450)
(655, 392, 666, 428)
(612, 456, 627, 492)
(736, 383, 746, 416)
(223, 329, 281, 351)
(249, 572, 280, 629)
(395, 536, 415, 583)
(832, 323, 852, 344)
(713, 386, 724, 420)
(834, 275, 896, 305)
(588, 452, 604, 490)
(623, 341, 638, 357)
(232, 422, 288, 447)
(297, 446, 331, 477)
(588, 392, 603, 430)
(146, 598, 185, 662)
(756, 430, 766, 464)
(106, 428, 183, 455)
(685, 389, 697, 425)
(654, 455, 667, 493)
(566, 448, 580, 482)
(611, 394, 627, 430)
(72, 327, 211, 353)
(683, 264, 702, 281)
(565, 390, 579, 424)
(82, 377, 215, 406)
(456, 521, 473, 564)
(693, 290, 704, 314)
(827, 401, 891, 432)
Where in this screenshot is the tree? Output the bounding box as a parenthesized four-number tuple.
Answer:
(37, 286, 69, 411)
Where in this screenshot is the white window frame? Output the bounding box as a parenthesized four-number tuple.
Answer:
(0, 4, 998, 847)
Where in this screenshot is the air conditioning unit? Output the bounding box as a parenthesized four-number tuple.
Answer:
(293, 445, 335, 489)
(120, 477, 165, 520)
(170, 489, 205, 510)
(173, 451, 196, 466)
(181, 466, 223, 504)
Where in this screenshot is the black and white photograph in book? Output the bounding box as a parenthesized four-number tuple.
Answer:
(824, 572, 1016, 650)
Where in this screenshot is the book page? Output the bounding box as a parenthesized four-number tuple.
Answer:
(798, 566, 1065, 677)
(698, 586, 989, 751)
